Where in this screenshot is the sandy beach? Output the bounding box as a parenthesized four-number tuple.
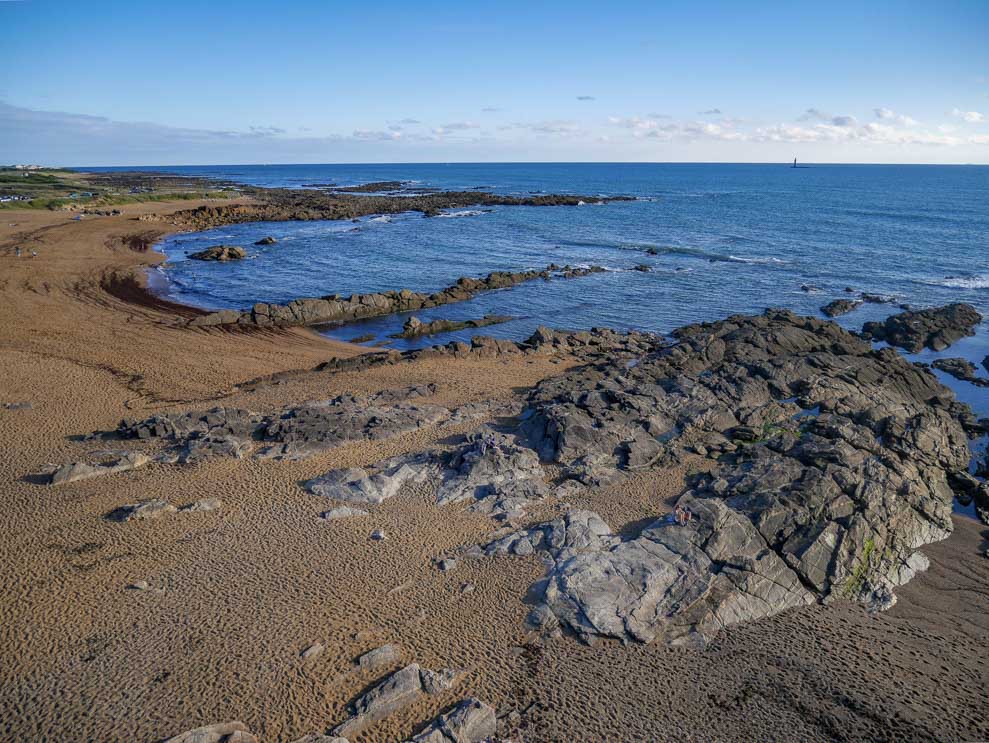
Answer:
(1, 198, 988, 743)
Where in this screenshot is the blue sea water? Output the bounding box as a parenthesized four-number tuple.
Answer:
(94, 163, 989, 416)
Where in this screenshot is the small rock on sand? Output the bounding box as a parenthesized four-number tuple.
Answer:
(127, 580, 150, 591)
(370, 529, 387, 541)
(358, 644, 399, 671)
(301, 643, 325, 660)
(108, 499, 177, 522)
(320, 507, 369, 521)
(437, 558, 458, 572)
(179, 497, 222, 513)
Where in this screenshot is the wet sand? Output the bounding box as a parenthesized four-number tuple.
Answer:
(0, 202, 987, 742)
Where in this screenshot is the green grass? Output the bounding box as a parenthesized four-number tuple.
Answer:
(0, 167, 238, 210)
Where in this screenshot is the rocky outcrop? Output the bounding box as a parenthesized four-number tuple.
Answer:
(118, 386, 448, 463)
(503, 309, 975, 644)
(188, 266, 605, 330)
(408, 698, 497, 743)
(188, 245, 246, 261)
(820, 298, 862, 317)
(333, 664, 458, 739)
(391, 314, 513, 339)
(932, 357, 989, 387)
(861, 303, 983, 352)
(254, 236, 277, 245)
(436, 429, 549, 519)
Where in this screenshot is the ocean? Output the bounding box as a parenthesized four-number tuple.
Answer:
(92, 162, 989, 436)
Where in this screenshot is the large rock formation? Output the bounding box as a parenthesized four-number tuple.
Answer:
(861, 302, 982, 352)
(505, 309, 975, 645)
(391, 314, 513, 339)
(189, 265, 605, 329)
(407, 698, 497, 743)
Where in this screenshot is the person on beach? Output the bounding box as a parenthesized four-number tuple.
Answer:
(15, 248, 21, 257)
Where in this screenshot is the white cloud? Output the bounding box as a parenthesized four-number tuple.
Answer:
(699, 108, 722, 115)
(353, 129, 401, 141)
(576, 95, 596, 101)
(951, 108, 986, 123)
(874, 107, 918, 126)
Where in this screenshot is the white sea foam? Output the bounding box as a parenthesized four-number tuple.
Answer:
(436, 210, 486, 219)
(726, 254, 787, 265)
(369, 216, 393, 223)
(921, 274, 989, 289)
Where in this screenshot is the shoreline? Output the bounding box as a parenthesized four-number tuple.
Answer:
(1, 187, 987, 742)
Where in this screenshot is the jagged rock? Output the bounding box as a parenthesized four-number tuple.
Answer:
(306, 454, 437, 505)
(254, 236, 277, 245)
(861, 303, 982, 352)
(163, 721, 257, 743)
(320, 507, 369, 521)
(391, 314, 513, 339)
(504, 309, 973, 643)
(420, 668, 459, 695)
(188, 245, 246, 261)
(358, 644, 399, 671)
(435, 429, 548, 518)
(408, 698, 497, 743)
(633, 264, 651, 272)
(437, 558, 457, 572)
(118, 388, 448, 464)
(821, 298, 863, 317)
(107, 499, 177, 522)
(483, 510, 619, 560)
(178, 497, 222, 513)
(932, 357, 989, 387)
(50, 451, 149, 484)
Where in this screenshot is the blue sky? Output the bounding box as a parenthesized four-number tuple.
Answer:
(2, 0, 988, 164)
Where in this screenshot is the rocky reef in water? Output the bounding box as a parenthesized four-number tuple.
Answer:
(141, 186, 634, 231)
(189, 265, 606, 329)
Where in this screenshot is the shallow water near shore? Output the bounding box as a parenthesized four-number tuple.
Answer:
(127, 163, 989, 442)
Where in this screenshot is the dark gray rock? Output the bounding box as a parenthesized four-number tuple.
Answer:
(504, 309, 973, 644)
(821, 298, 863, 317)
(861, 303, 983, 352)
(188, 245, 246, 261)
(932, 357, 989, 387)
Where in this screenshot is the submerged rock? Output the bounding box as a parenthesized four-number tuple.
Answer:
(391, 313, 513, 339)
(861, 302, 982, 352)
(820, 298, 863, 317)
(188, 245, 246, 261)
(932, 357, 989, 387)
(254, 236, 277, 245)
